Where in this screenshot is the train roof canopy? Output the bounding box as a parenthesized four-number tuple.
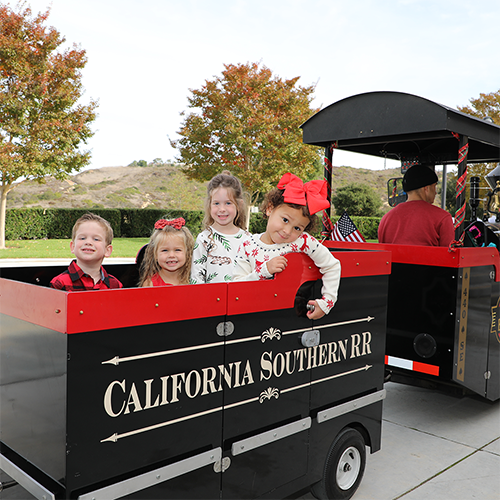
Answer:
(301, 91, 500, 165)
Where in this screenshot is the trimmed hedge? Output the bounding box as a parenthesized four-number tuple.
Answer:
(6, 208, 122, 240)
(345, 216, 381, 240)
(119, 209, 204, 238)
(5, 208, 382, 241)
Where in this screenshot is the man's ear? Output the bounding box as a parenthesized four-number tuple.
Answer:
(70, 241, 75, 255)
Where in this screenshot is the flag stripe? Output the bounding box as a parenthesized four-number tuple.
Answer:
(331, 212, 366, 243)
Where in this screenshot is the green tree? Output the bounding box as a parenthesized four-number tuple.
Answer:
(0, 3, 97, 248)
(171, 62, 322, 204)
(457, 89, 500, 209)
(331, 183, 382, 217)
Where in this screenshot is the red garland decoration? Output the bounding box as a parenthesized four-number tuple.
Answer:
(321, 144, 335, 239)
(449, 132, 469, 251)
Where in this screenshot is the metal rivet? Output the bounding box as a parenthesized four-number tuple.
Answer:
(156, 474, 160, 480)
(235, 297, 239, 301)
(155, 303, 159, 307)
(217, 297, 220, 302)
(356, 263, 360, 266)
(79, 310, 84, 315)
(55, 309, 61, 314)
(274, 294, 278, 297)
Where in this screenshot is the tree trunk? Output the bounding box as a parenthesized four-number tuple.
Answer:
(0, 184, 11, 249)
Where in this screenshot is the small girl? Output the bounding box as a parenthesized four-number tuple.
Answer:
(191, 170, 250, 283)
(139, 217, 194, 287)
(233, 172, 341, 320)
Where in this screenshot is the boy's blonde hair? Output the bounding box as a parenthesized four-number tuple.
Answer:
(139, 222, 195, 286)
(72, 213, 114, 246)
(203, 170, 248, 230)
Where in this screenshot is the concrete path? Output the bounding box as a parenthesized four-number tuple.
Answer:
(298, 381, 500, 500)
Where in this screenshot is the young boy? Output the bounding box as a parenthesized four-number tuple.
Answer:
(50, 213, 123, 290)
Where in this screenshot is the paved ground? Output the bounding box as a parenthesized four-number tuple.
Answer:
(297, 381, 500, 500)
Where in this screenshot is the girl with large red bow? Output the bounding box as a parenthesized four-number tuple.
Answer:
(233, 173, 341, 319)
(138, 217, 195, 287)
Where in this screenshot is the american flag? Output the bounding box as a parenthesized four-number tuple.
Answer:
(331, 212, 366, 243)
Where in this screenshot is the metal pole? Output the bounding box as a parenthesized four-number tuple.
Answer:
(441, 164, 447, 210)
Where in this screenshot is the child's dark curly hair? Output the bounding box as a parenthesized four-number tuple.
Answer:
(260, 188, 320, 234)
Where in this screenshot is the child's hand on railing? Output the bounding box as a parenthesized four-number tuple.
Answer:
(307, 301, 325, 320)
(267, 255, 288, 275)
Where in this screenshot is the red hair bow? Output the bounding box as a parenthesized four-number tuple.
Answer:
(154, 218, 186, 230)
(277, 173, 329, 215)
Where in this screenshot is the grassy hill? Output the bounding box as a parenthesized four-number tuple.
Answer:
(6, 163, 408, 214)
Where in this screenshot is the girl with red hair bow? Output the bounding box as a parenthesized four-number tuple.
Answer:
(233, 173, 341, 319)
(139, 218, 195, 287)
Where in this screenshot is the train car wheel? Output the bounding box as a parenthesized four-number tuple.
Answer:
(311, 428, 366, 500)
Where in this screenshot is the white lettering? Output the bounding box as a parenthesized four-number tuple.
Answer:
(160, 375, 170, 405)
(185, 370, 201, 398)
(202, 367, 217, 395)
(260, 351, 273, 381)
(273, 353, 285, 378)
(318, 343, 328, 366)
(170, 373, 185, 403)
(351, 334, 361, 358)
(307, 346, 318, 369)
(362, 331, 372, 355)
(241, 359, 254, 386)
(124, 383, 142, 414)
(103, 331, 373, 419)
(144, 379, 160, 409)
(104, 379, 126, 417)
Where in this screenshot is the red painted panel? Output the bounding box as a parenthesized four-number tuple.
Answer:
(227, 251, 392, 316)
(1, 246, 392, 333)
(328, 241, 499, 280)
(66, 283, 228, 334)
(0, 278, 68, 333)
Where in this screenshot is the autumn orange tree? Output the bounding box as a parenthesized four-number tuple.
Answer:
(457, 89, 500, 205)
(0, 3, 97, 248)
(171, 62, 322, 204)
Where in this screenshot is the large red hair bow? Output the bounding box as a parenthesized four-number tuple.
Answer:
(277, 173, 329, 215)
(154, 218, 185, 230)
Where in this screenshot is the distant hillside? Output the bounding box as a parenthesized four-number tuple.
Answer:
(7, 164, 207, 211)
(7, 163, 409, 214)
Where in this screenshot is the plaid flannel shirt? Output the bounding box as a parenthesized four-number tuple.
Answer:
(49, 260, 123, 291)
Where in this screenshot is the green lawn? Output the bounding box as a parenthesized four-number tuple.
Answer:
(1, 237, 379, 259)
(0, 238, 150, 259)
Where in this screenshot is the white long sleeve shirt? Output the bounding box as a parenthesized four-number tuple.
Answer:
(233, 232, 341, 314)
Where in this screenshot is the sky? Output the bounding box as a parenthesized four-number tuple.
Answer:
(14, 0, 500, 172)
